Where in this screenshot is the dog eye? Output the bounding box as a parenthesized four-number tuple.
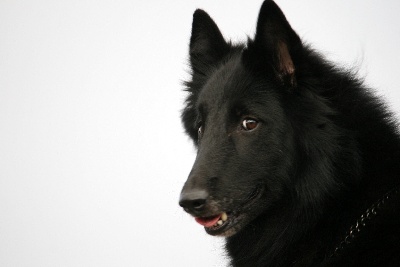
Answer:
(242, 118, 258, 131)
(198, 125, 203, 136)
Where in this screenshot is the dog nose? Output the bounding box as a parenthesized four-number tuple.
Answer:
(179, 190, 208, 212)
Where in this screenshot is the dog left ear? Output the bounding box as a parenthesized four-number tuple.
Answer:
(245, 0, 302, 87)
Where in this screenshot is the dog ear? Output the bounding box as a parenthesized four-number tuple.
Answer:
(245, 0, 302, 87)
(189, 9, 229, 75)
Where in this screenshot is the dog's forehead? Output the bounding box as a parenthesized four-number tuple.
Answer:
(198, 56, 250, 110)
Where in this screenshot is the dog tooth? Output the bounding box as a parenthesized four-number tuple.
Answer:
(221, 212, 228, 221)
(217, 220, 223, 225)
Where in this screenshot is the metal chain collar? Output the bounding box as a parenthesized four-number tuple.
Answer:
(330, 186, 400, 258)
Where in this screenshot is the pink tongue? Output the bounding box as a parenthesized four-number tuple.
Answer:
(195, 214, 221, 227)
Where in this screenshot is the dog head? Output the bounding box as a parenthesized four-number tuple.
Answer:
(179, 0, 356, 237)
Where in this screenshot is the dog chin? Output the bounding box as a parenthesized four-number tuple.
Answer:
(215, 226, 241, 237)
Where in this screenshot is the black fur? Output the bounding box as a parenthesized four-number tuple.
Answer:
(179, 1, 400, 266)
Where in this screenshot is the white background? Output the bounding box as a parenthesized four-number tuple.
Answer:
(1, 0, 399, 266)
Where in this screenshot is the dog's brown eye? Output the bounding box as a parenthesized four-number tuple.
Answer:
(198, 125, 203, 136)
(242, 118, 258, 131)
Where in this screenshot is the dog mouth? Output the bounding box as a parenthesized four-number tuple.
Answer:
(194, 186, 263, 236)
(195, 212, 230, 234)
(198, 211, 244, 236)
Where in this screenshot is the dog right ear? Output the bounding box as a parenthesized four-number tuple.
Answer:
(189, 9, 229, 75)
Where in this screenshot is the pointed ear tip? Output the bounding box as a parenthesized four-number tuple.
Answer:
(192, 9, 214, 27)
(261, 0, 277, 7)
(193, 9, 209, 19)
(259, 0, 281, 14)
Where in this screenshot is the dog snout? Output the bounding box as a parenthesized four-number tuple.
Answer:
(179, 189, 209, 213)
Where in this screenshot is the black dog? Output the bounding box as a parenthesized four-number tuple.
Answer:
(179, 1, 400, 266)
